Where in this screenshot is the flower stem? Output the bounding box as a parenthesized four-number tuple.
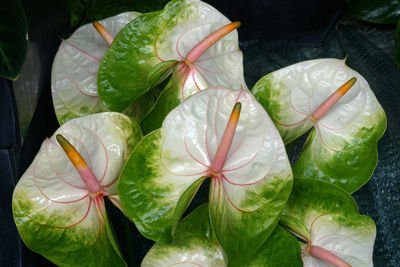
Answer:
(210, 102, 241, 173)
(311, 77, 356, 121)
(185, 21, 241, 64)
(309, 245, 352, 267)
(56, 134, 102, 193)
(92, 21, 114, 46)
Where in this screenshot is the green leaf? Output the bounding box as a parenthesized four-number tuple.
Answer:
(141, 204, 226, 266)
(98, 0, 244, 112)
(12, 112, 142, 266)
(119, 88, 292, 264)
(252, 58, 387, 192)
(396, 18, 400, 67)
(248, 226, 302, 267)
(0, 0, 28, 79)
(281, 178, 376, 267)
(68, 0, 169, 30)
(346, 0, 400, 24)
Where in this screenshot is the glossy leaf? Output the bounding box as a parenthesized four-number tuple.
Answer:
(252, 58, 387, 192)
(141, 204, 226, 267)
(281, 178, 375, 267)
(119, 88, 292, 265)
(13, 112, 142, 266)
(98, 0, 244, 112)
(248, 226, 302, 267)
(346, 0, 400, 24)
(0, 0, 28, 79)
(51, 12, 158, 124)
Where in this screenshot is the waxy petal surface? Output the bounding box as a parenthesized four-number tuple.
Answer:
(13, 112, 141, 266)
(119, 88, 292, 264)
(98, 0, 245, 111)
(51, 12, 155, 124)
(282, 179, 375, 267)
(252, 58, 386, 192)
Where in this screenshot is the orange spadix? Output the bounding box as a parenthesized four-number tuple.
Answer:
(311, 77, 357, 122)
(210, 102, 241, 174)
(56, 134, 101, 193)
(308, 245, 352, 267)
(92, 21, 114, 46)
(185, 21, 241, 64)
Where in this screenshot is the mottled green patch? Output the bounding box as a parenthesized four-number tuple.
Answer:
(118, 129, 203, 243)
(252, 73, 283, 122)
(13, 190, 127, 267)
(98, 0, 188, 111)
(282, 179, 358, 224)
(293, 110, 387, 192)
(79, 106, 90, 114)
(209, 174, 293, 267)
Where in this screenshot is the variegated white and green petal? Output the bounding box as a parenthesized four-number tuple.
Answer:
(248, 226, 302, 267)
(301, 214, 375, 267)
(252, 58, 386, 145)
(12, 112, 140, 266)
(141, 204, 226, 267)
(292, 95, 386, 192)
(140, 61, 208, 134)
(252, 58, 386, 192)
(119, 129, 206, 243)
(120, 87, 292, 262)
(51, 12, 140, 124)
(98, 0, 244, 111)
(281, 179, 375, 267)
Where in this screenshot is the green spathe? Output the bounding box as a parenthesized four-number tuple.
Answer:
(51, 12, 159, 125)
(13, 112, 142, 267)
(281, 178, 375, 267)
(252, 58, 387, 192)
(248, 226, 302, 267)
(141, 204, 226, 266)
(119, 88, 292, 266)
(98, 0, 244, 112)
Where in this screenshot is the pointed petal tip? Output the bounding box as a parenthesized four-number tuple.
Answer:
(232, 21, 241, 29)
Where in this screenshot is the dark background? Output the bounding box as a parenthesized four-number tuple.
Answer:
(1, 0, 399, 266)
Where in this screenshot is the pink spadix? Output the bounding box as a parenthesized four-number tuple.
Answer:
(92, 21, 114, 46)
(311, 77, 357, 121)
(56, 134, 102, 193)
(185, 21, 241, 64)
(308, 245, 352, 267)
(210, 102, 241, 174)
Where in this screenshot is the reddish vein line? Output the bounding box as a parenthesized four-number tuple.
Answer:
(54, 199, 92, 229)
(64, 41, 102, 62)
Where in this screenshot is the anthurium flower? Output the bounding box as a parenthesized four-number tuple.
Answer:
(252, 58, 387, 192)
(142, 203, 302, 267)
(142, 204, 226, 267)
(51, 12, 156, 124)
(119, 88, 292, 266)
(97, 0, 245, 125)
(12, 112, 142, 266)
(280, 178, 375, 267)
